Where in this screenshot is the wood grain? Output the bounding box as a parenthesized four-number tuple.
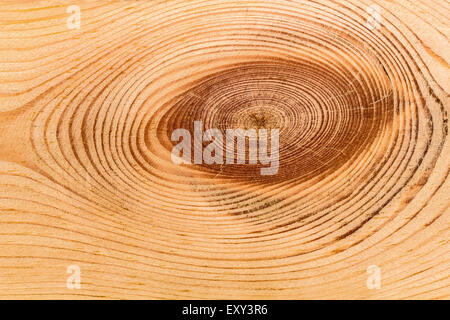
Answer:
(0, 0, 448, 299)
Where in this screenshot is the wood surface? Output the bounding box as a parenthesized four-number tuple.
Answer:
(0, 0, 448, 299)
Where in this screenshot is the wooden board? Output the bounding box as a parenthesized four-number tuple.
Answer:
(0, 0, 448, 299)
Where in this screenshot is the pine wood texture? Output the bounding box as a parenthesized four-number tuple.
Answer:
(0, 0, 448, 299)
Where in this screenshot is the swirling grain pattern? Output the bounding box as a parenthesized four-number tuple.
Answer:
(0, 0, 448, 299)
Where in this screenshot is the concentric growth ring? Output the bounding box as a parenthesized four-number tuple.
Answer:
(0, 0, 447, 299)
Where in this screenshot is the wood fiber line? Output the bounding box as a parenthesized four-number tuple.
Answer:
(0, 0, 448, 299)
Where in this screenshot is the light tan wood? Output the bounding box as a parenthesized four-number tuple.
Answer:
(0, 0, 448, 299)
